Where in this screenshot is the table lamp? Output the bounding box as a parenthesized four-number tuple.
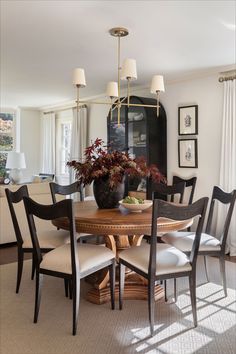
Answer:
(6, 152, 26, 184)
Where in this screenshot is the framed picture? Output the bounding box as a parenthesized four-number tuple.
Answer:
(178, 139, 198, 168)
(178, 105, 198, 135)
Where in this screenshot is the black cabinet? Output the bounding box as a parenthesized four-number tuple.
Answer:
(107, 96, 167, 199)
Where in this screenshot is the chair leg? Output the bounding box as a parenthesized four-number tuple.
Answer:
(69, 280, 73, 299)
(72, 278, 80, 336)
(119, 262, 125, 310)
(34, 272, 43, 323)
(109, 260, 115, 310)
(203, 256, 209, 282)
(189, 273, 197, 327)
(174, 278, 177, 303)
(31, 255, 36, 280)
(64, 279, 69, 298)
(148, 279, 155, 336)
(164, 280, 168, 302)
(16, 248, 24, 293)
(219, 255, 227, 297)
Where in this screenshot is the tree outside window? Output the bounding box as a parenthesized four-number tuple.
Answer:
(0, 113, 14, 177)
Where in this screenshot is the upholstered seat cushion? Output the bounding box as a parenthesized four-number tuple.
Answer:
(161, 232, 221, 252)
(119, 243, 191, 276)
(23, 229, 72, 249)
(40, 243, 115, 275)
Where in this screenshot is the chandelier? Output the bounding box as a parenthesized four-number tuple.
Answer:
(72, 27, 165, 124)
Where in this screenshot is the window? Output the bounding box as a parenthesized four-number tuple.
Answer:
(55, 110, 72, 184)
(0, 112, 15, 177)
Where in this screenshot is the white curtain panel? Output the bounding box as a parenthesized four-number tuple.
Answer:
(217, 79, 236, 255)
(40, 112, 56, 174)
(69, 106, 87, 183)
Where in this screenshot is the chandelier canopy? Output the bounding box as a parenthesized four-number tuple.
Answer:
(73, 27, 165, 124)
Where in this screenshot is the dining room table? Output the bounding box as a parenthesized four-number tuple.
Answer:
(52, 200, 193, 304)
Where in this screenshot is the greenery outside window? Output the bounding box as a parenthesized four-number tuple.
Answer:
(0, 112, 14, 177)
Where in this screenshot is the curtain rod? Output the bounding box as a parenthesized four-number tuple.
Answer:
(218, 75, 236, 82)
(43, 104, 87, 114)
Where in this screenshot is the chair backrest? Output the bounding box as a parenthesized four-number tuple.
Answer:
(149, 197, 208, 277)
(49, 181, 84, 204)
(205, 186, 236, 251)
(152, 181, 186, 203)
(23, 197, 79, 275)
(172, 175, 197, 204)
(5, 185, 29, 246)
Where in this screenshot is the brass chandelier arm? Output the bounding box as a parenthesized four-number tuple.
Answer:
(78, 100, 159, 108)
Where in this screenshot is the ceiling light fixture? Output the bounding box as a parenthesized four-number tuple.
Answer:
(73, 27, 165, 124)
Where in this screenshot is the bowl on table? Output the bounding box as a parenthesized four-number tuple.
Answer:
(119, 199, 153, 212)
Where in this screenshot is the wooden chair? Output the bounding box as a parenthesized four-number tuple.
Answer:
(5, 185, 71, 293)
(50, 181, 91, 244)
(23, 197, 115, 335)
(162, 186, 236, 297)
(119, 197, 208, 336)
(151, 181, 186, 203)
(172, 176, 197, 205)
(49, 181, 84, 203)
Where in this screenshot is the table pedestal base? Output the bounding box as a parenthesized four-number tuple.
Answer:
(86, 283, 164, 305)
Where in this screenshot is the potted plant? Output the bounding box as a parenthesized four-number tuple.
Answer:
(67, 138, 165, 208)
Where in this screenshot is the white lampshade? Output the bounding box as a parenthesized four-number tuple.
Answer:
(6, 152, 26, 169)
(106, 81, 118, 98)
(121, 58, 137, 80)
(150, 75, 165, 93)
(73, 68, 86, 87)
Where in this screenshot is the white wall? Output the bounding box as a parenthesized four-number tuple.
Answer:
(19, 108, 41, 181)
(161, 74, 223, 201)
(87, 74, 223, 202)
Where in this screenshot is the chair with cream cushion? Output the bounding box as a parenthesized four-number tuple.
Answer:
(150, 181, 186, 203)
(5, 185, 71, 293)
(172, 176, 197, 205)
(50, 181, 91, 243)
(23, 197, 115, 336)
(119, 197, 208, 336)
(161, 186, 236, 297)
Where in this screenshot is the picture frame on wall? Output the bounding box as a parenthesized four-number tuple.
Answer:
(178, 105, 198, 135)
(178, 139, 198, 168)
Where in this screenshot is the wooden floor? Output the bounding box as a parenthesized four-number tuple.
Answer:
(1, 243, 236, 265)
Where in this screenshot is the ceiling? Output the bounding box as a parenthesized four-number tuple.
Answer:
(0, 0, 235, 109)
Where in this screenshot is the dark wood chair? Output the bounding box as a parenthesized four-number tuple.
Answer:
(172, 176, 197, 205)
(162, 186, 236, 297)
(49, 181, 84, 203)
(5, 185, 70, 293)
(151, 181, 186, 203)
(49, 181, 92, 244)
(23, 197, 115, 335)
(119, 197, 208, 336)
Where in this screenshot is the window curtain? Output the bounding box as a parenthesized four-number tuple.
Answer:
(69, 106, 87, 183)
(217, 79, 236, 255)
(41, 112, 56, 174)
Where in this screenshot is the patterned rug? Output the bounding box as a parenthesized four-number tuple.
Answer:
(0, 257, 235, 354)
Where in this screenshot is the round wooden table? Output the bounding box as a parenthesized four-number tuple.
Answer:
(53, 200, 192, 304)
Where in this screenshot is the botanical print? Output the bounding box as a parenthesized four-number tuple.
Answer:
(178, 105, 198, 135)
(178, 139, 198, 168)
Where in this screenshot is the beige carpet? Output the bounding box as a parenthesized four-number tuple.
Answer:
(0, 256, 235, 354)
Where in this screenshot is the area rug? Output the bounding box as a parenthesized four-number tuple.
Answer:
(0, 257, 235, 354)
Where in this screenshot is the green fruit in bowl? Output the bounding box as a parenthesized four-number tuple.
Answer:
(122, 196, 144, 204)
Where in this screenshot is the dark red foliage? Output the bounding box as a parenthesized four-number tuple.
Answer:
(67, 138, 165, 189)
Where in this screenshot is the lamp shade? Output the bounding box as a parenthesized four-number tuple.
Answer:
(6, 152, 26, 169)
(106, 81, 118, 98)
(150, 75, 165, 93)
(121, 59, 137, 80)
(73, 68, 86, 87)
